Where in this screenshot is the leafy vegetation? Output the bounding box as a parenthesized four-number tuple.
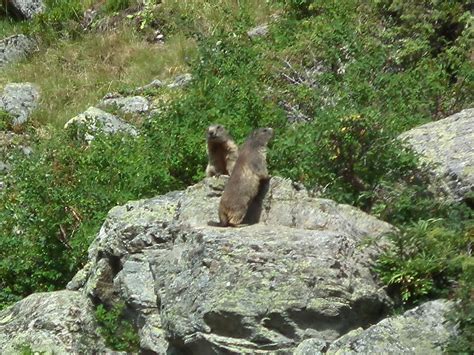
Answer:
(95, 302, 140, 352)
(0, 0, 472, 349)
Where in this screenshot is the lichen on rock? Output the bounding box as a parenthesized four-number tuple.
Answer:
(69, 176, 394, 353)
(399, 108, 474, 202)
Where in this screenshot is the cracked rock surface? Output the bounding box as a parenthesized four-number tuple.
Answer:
(68, 176, 394, 353)
(0, 290, 111, 353)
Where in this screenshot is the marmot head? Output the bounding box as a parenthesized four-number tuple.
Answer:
(207, 124, 229, 143)
(250, 127, 274, 146)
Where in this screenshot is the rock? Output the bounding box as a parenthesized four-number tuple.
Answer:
(0, 34, 36, 68)
(5, 0, 45, 19)
(0, 161, 10, 173)
(0, 290, 110, 353)
(71, 176, 394, 353)
(399, 108, 474, 202)
(0, 83, 39, 126)
(100, 93, 150, 114)
(325, 299, 456, 354)
(64, 106, 138, 143)
(167, 73, 193, 88)
(294, 338, 328, 355)
(135, 79, 164, 93)
(247, 24, 269, 38)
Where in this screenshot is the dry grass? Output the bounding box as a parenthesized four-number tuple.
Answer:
(160, 0, 277, 35)
(0, 0, 276, 129)
(0, 26, 195, 128)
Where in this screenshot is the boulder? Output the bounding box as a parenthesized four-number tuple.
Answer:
(0, 290, 110, 353)
(135, 79, 164, 93)
(64, 106, 138, 143)
(100, 93, 150, 114)
(325, 299, 456, 354)
(399, 108, 474, 202)
(0, 34, 35, 68)
(69, 176, 394, 353)
(5, 0, 45, 20)
(0, 82, 39, 126)
(167, 73, 192, 88)
(247, 24, 269, 38)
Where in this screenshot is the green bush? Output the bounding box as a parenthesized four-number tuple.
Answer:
(0, 132, 177, 308)
(446, 256, 474, 353)
(95, 302, 140, 352)
(376, 216, 472, 303)
(25, 0, 86, 41)
(104, 0, 132, 14)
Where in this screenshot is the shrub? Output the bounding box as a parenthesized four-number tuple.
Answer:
(0, 132, 177, 308)
(104, 0, 132, 14)
(95, 302, 140, 352)
(25, 0, 86, 41)
(376, 215, 473, 303)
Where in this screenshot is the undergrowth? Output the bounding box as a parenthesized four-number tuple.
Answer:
(95, 302, 140, 352)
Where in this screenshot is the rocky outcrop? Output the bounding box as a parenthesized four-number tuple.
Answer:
(6, 0, 45, 20)
(324, 299, 456, 354)
(0, 290, 110, 353)
(100, 93, 150, 114)
(67, 176, 394, 353)
(0, 34, 35, 68)
(64, 106, 138, 143)
(399, 108, 474, 202)
(0, 82, 40, 126)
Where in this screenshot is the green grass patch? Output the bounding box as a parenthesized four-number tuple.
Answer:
(0, 27, 195, 129)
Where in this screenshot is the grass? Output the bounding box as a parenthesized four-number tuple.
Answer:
(160, 0, 278, 35)
(0, 17, 24, 38)
(0, 25, 196, 129)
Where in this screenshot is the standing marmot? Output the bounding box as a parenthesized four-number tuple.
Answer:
(218, 127, 274, 227)
(206, 124, 239, 177)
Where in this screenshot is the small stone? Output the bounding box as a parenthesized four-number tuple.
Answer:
(247, 24, 269, 38)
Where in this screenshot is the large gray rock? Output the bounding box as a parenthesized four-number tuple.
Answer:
(0, 83, 39, 126)
(399, 108, 474, 202)
(64, 106, 138, 143)
(69, 176, 394, 353)
(6, 0, 45, 19)
(0, 35, 35, 68)
(325, 299, 456, 354)
(0, 290, 110, 353)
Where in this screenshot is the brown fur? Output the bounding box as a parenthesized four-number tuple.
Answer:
(218, 127, 273, 227)
(206, 124, 239, 177)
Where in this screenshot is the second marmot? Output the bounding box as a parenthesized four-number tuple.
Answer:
(206, 124, 239, 177)
(218, 127, 274, 227)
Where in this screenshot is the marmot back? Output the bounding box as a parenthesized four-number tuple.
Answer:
(218, 127, 274, 227)
(206, 124, 238, 177)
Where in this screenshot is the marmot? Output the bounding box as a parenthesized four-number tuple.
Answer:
(218, 127, 274, 227)
(206, 124, 239, 177)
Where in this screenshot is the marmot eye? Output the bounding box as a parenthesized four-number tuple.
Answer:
(216, 125, 222, 129)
